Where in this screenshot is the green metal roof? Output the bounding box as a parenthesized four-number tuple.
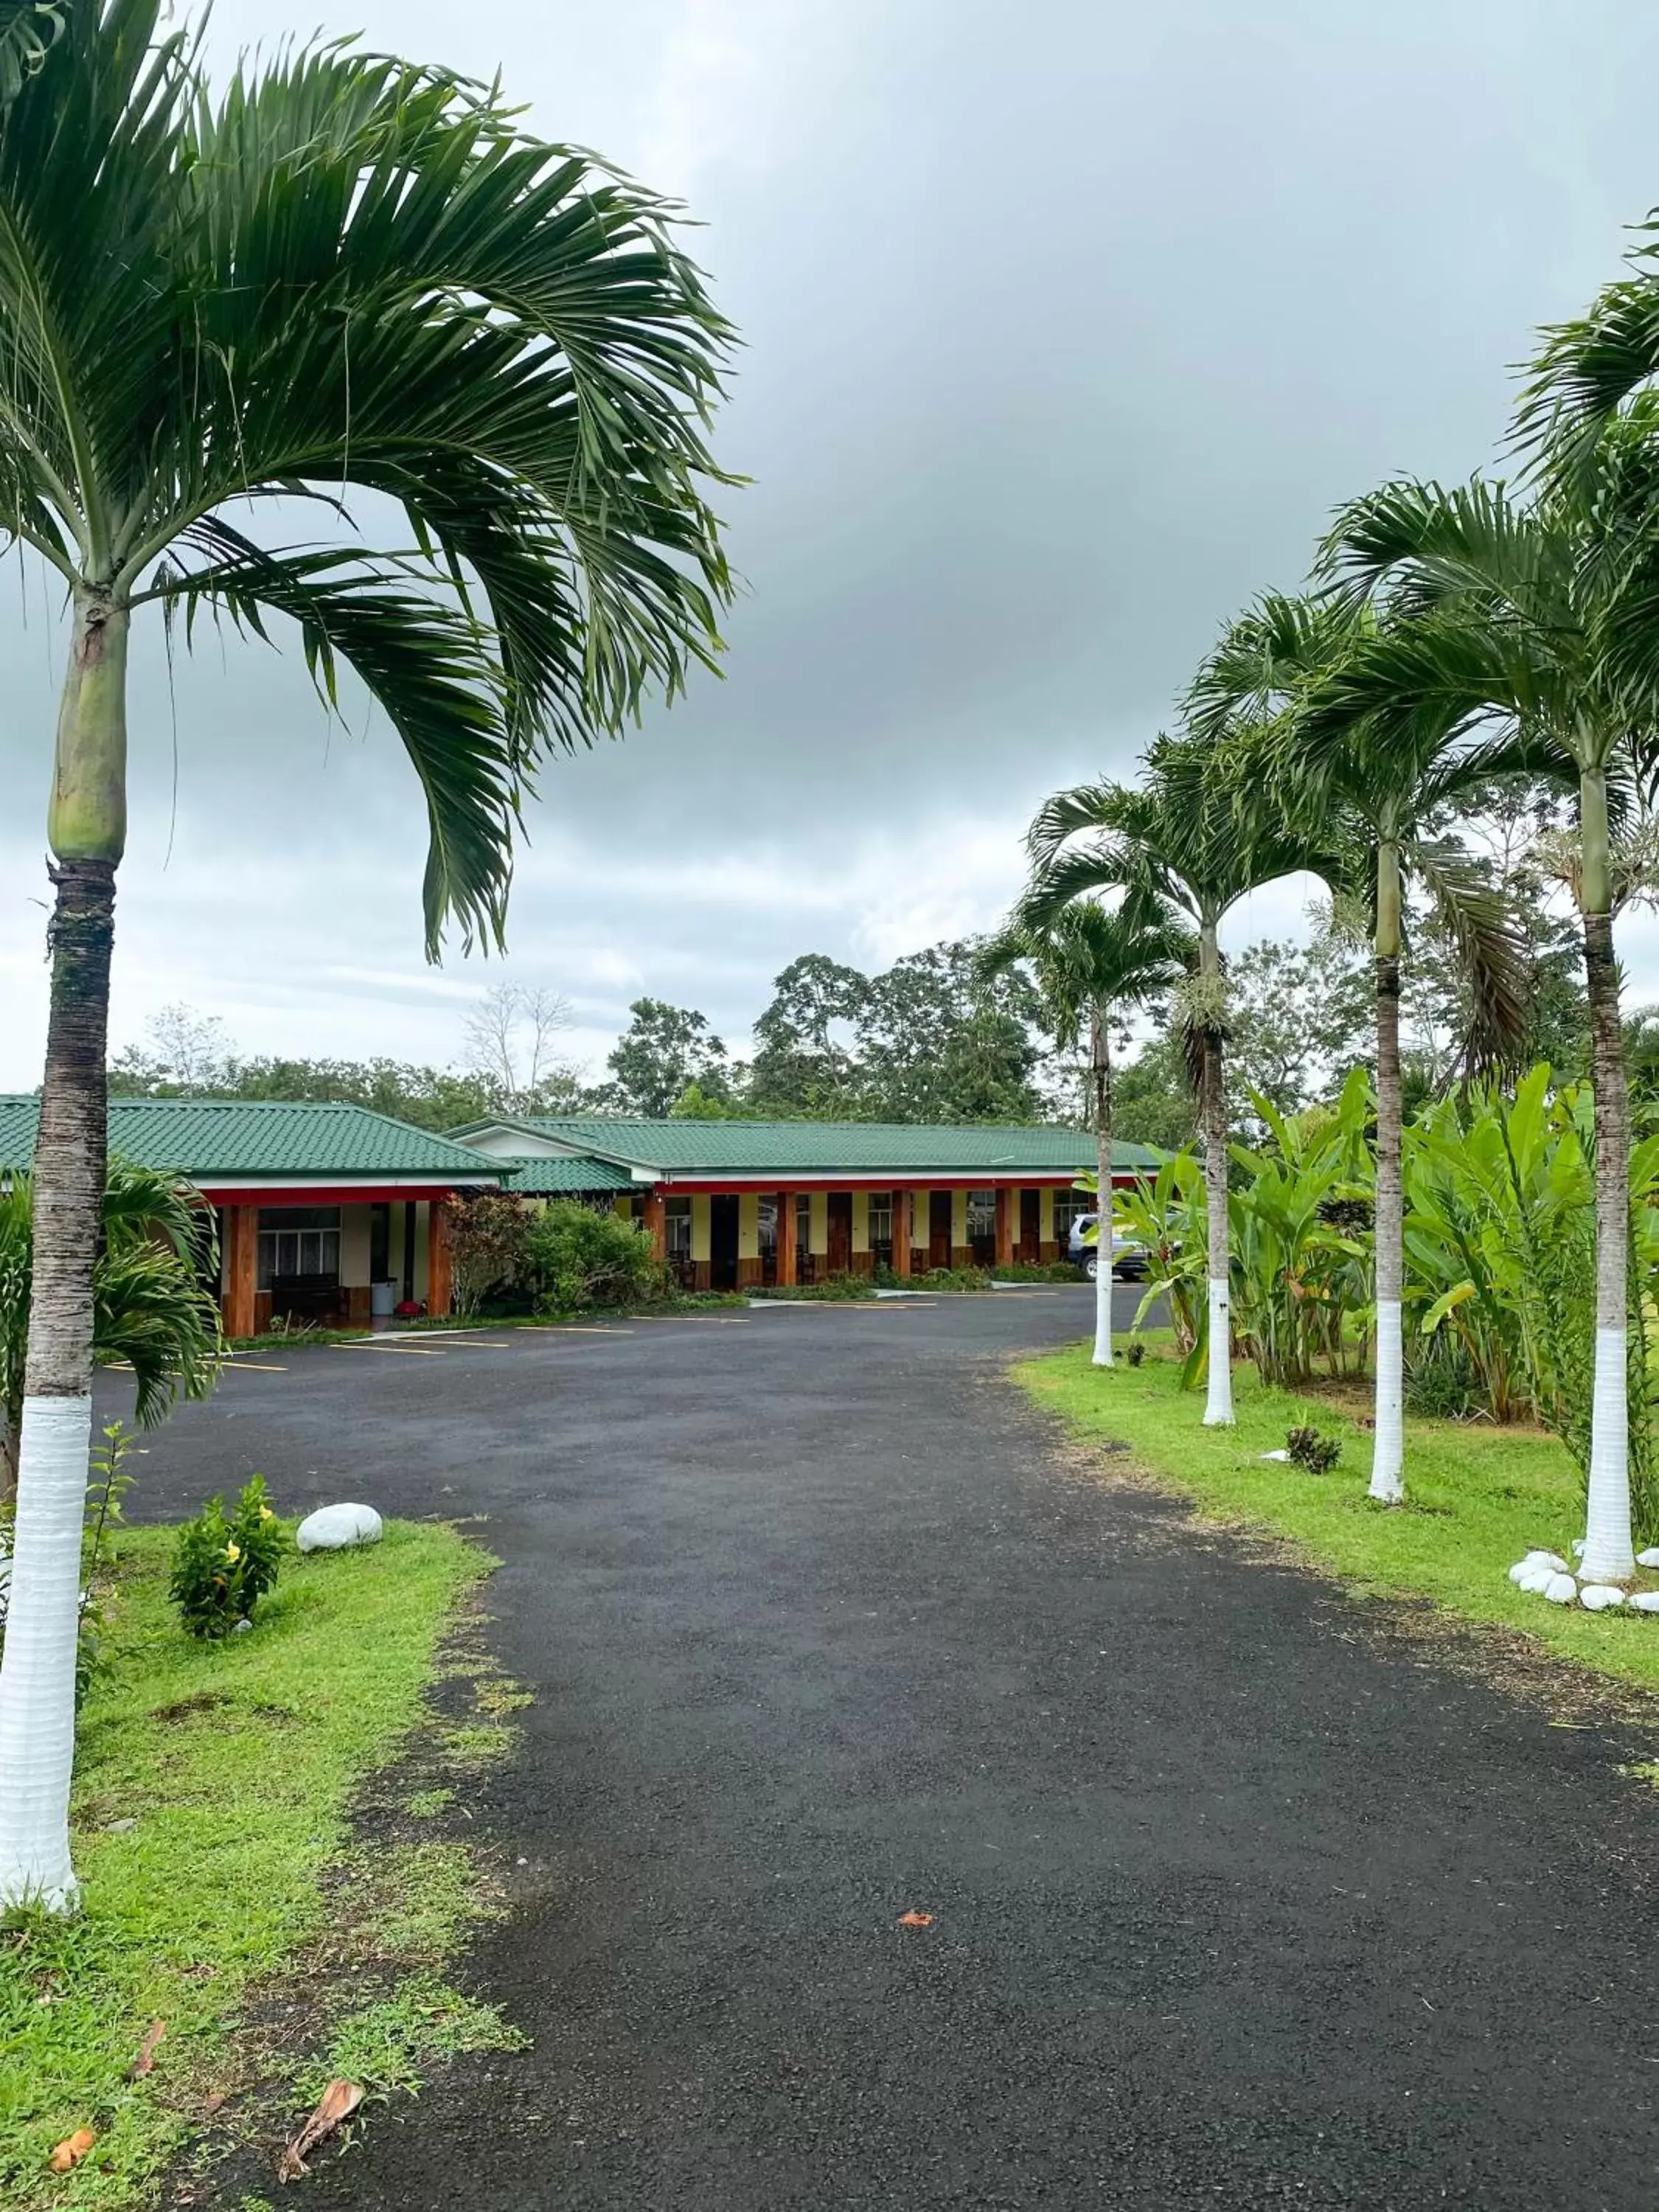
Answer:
(456, 1115, 1155, 1177)
(496, 1154, 636, 1195)
(0, 1096, 504, 1180)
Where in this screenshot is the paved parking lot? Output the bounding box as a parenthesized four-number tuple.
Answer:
(110, 1284, 1659, 2210)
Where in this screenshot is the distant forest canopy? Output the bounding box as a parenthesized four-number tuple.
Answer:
(104, 867, 1632, 1144)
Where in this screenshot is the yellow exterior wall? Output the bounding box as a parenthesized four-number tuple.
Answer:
(613, 1194, 633, 1220)
(1039, 1188, 1054, 1243)
(340, 1205, 373, 1288)
(951, 1189, 969, 1250)
(809, 1190, 829, 1254)
(691, 1194, 712, 1265)
(738, 1192, 760, 1260)
(852, 1190, 869, 1253)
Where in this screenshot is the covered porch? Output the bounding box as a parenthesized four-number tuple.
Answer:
(212, 1189, 462, 1336)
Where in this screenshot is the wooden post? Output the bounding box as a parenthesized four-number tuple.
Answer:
(643, 1190, 667, 1263)
(224, 1204, 257, 1340)
(893, 1188, 911, 1279)
(776, 1188, 796, 1287)
(995, 1186, 1014, 1270)
(427, 1198, 453, 1318)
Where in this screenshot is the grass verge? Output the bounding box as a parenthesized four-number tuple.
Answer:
(0, 1516, 521, 2208)
(1015, 1341, 1659, 1696)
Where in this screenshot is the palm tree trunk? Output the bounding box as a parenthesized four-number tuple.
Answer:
(1092, 1002, 1113, 1367)
(1579, 765, 1635, 1583)
(1198, 921, 1233, 1425)
(1370, 838, 1405, 1504)
(0, 587, 128, 1912)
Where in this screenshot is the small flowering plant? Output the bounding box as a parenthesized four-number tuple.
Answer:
(169, 1475, 285, 1638)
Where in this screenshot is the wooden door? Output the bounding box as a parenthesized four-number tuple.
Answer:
(710, 1194, 740, 1290)
(928, 1189, 953, 1270)
(1019, 1188, 1041, 1262)
(827, 1191, 853, 1274)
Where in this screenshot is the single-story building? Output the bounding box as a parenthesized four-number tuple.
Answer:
(0, 1096, 507, 1335)
(449, 1115, 1156, 1293)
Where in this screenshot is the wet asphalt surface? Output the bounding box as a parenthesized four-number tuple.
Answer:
(111, 1287, 1659, 2210)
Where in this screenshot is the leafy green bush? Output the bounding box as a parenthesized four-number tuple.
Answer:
(1126, 1339, 1147, 1368)
(448, 1192, 534, 1318)
(990, 1260, 1087, 1282)
(1286, 1425, 1342, 1475)
(524, 1200, 666, 1314)
(170, 1477, 285, 1638)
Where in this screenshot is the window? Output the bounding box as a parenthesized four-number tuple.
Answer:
(664, 1196, 692, 1259)
(257, 1205, 341, 1288)
(965, 1189, 995, 1253)
(866, 1192, 892, 1248)
(1051, 1190, 1089, 1242)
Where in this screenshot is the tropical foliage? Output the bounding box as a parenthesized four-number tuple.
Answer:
(0, 1158, 222, 1496)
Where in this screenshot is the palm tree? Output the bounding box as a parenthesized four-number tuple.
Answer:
(1027, 730, 1338, 1424)
(1189, 593, 1529, 1502)
(982, 897, 1194, 1366)
(0, 1160, 223, 1497)
(0, 4, 732, 1910)
(1304, 446, 1659, 1576)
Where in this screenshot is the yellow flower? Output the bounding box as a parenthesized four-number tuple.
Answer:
(224, 1541, 241, 1563)
(258, 1506, 274, 1521)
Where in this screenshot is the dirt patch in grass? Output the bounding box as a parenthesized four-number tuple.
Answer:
(0, 1518, 529, 2211)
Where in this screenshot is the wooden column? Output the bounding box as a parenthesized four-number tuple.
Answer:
(643, 1190, 667, 1263)
(995, 1186, 1015, 1270)
(776, 1188, 797, 1287)
(427, 1198, 453, 1318)
(224, 1204, 257, 1340)
(893, 1188, 912, 1279)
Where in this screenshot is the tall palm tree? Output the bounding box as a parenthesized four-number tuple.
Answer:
(1027, 730, 1337, 1424)
(1304, 443, 1659, 1576)
(0, 1159, 223, 1497)
(0, 4, 732, 1910)
(982, 897, 1194, 1366)
(1189, 593, 1530, 1502)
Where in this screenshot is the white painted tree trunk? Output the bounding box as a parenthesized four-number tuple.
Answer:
(1370, 1304, 1405, 1503)
(0, 1395, 91, 1909)
(1200, 1017, 1234, 1426)
(1579, 785, 1636, 1585)
(1091, 1003, 1113, 1368)
(1369, 872, 1405, 1503)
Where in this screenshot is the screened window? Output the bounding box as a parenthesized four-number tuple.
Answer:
(257, 1205, 341, 1288)
(866, 1192, 893, 1248)
(664, 1196, 692, 1259)
(965, 1190, 995, 1240)
(1051, 1190, 1089, 1242)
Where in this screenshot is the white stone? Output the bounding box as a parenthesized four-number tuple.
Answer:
(1629, 1592, 1659, 1614)
(1638, 1548, 1659, 1569)
(1579, 1585, 1626, 1612)
(296, 1503, 383, 1554)
(1517, 1565, 1556, 1594)
(1260, 1450, 1292, 1463)
(1525, 1551, 1572, 1575)
(1571, 1540, 1587, 1558)
(1543, 1573, 1578, 1604)
(1508, 1561, 1531, 1585)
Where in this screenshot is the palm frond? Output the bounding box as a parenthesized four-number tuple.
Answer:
(1407, 839, 1532, 1077)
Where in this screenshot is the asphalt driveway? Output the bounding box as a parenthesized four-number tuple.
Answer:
(114, 1288, 1659, 2209)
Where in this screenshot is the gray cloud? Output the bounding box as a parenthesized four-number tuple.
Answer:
(5, 0, 1659, 1085)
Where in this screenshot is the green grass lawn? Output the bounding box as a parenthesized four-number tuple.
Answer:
(1015, 1341, 1659, 1696)
(0, 1515, 515, 2208)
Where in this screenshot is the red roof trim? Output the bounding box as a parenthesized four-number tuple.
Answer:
(200, 1184, 476, 1208)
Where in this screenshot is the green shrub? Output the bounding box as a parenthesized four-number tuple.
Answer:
(989, 1259, 1084, 1282)
(914, 1265, 992, 1293)
(1286, 1425, 1342, 1475)
(170, 1476, 285, 1638)
(1126, 1339, 1147, 1367)
(524, 1200, 666, 1314)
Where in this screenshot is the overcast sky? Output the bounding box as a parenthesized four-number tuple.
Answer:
(6, 0, 1659, 1090)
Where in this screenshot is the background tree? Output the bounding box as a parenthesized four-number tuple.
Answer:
(986, 897, 1192, 1365)
(462, 983, 580, 1116)
(748, 955, 869, 1118)
(1028, 730, 1339, 1425)
(855, 940, 1046, 1123)
(1192, 590, 1530, 1503)
(602, 1000, 732, 1117)
(1304, 437, 1659, 1573)
(0, 4, 732, 1911)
